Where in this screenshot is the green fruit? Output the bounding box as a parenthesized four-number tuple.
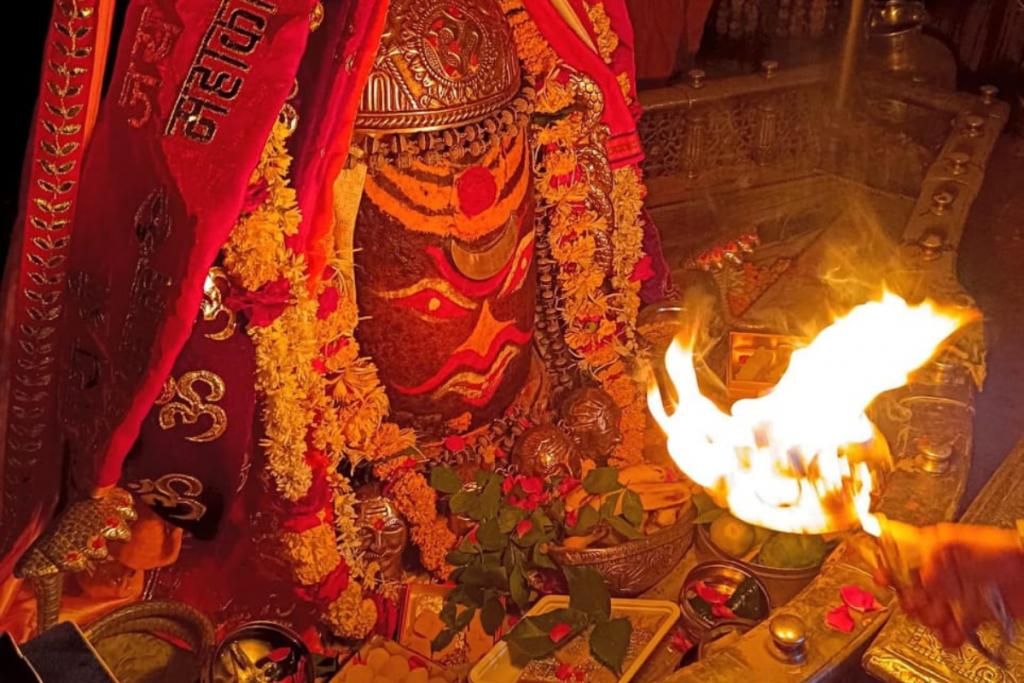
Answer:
(709, 514, 756, 558)
(757, 533, 829, 569)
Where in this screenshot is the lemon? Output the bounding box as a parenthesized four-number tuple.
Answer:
(709, 514, 756, 558)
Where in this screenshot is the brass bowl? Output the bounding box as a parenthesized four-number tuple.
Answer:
(548, 505, 697, 596)
(694, 524, 823, 608)
(84, 600, 216, 683)
(679, 560, 770, 640)
(209, 621, 315, 683)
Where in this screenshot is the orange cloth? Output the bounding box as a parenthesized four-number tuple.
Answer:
(0, 507, 182, 642)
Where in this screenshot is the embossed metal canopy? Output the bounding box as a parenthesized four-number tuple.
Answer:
(356, 0, 522, 134)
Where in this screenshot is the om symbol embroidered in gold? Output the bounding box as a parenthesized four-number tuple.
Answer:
(127, 473, 207, 522)
(155, 371, 227, 442)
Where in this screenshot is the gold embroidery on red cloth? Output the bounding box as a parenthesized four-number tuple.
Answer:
(200, 267, 237, 340)
(127, 473, 208, 522)
(119, 7, 180, 128)
(164, 0, 278, 144)
(155, 371, 228, 443)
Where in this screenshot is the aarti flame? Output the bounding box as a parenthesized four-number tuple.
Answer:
(649, 292, 975, 535)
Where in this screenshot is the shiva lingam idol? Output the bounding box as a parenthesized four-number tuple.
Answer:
(351, 0, 538, 445)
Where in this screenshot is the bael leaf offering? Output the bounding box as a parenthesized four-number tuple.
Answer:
(430, 466, 464, 495)
(504, 608, 589, 663)
(565, 566, 611, 620)
(481, 594, 506, 636)
(583, 467, 621, 495)
(590, 618, 632, 674)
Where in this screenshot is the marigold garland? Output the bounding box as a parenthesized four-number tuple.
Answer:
(500, 0, 648, 466)
(224, 103, 452, 639)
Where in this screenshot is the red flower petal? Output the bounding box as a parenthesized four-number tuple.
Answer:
(516, 520, 533, 537)
(711, 604, 737, 619)
(520, 477, 544, 494)
(566, 510, 579, 527)
(317, 287, 340, 320)
(444, 435, 466, 452)
(556, 663, 575, 681)
(840, 585, 882, 613)
(502, 476, 516, 494)
(694, 581, 730, 604)
(826, 605, 855, 633)
(669, 629, 693, 652)
(267, 647, 291, 663)
(549, 622, 572, 643)
(557, 478, 581, 496)
(468, 527, 479, 545)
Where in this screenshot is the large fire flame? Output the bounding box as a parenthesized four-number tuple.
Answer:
(649, 292, 975, 535)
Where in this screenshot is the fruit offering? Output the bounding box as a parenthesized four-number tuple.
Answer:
(333, 640, 452, 683)
(699, 495, 833, 569)
(560, 464, 699, 550)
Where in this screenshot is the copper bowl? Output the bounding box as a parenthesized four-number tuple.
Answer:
(548, 505, 697, 596)
(695, 523, 824, 608)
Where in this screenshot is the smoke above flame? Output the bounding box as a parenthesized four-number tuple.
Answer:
(649, 292, 976, 535)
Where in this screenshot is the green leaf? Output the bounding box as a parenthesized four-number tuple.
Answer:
(461, 563, 509, 591)
(478, 479, 503, 521)
(431, 628, 458, 653)
(454, 605, 477, 631)
(694, 508, 727, 525)
(532, 509, 554, 531)
(607, 515, 644, 540)
(457, 533, 479, 554)
(450, 489, 480, 517)
(430, 466, 464, 494)
(532, 542, 556, 569)
(481, 550, 503, 568)
(504, 608, 589, 663)
(475, 470, 503, 488)
(590, 618, 631, 673)
(481, 594, 505, 636)
(726, 577, 768, 621)
(564, 566, 611, 620)
(600, 491, 621, 520)
(583, 467, 621, 494)
(476, 518, 508, 552)
(498, 505, 530, 534)
(622, 489, 644, 526)
(446, 550, 475, 566)
(440, 599, 457, 627)
(510, 565, 530, 609)
(694, 491, 721, 515)
(569, 506, 599, 535)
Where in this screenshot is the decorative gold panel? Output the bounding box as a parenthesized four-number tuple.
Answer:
(864, 439, 1024, 683)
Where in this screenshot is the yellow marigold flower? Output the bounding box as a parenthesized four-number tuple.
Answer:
(536, 77, 575, 114)
(585, 1, 620, 64)
(324, 583, 377, 639)
(278, 524, 341, 586)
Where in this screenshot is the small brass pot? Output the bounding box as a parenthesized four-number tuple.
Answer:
(695, 524, 822, 607)
(548, 505, 697, 596)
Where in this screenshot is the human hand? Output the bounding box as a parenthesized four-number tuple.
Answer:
(877, 523, 1024, 648)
